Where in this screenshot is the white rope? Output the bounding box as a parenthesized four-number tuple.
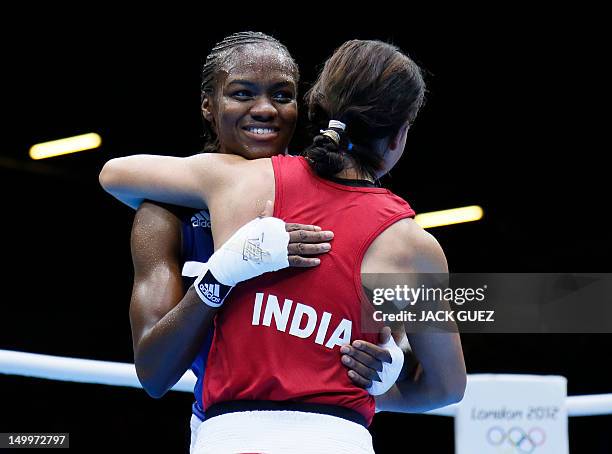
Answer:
(564, 393, 612, 417)
(1, 349, 611, 416)
(0, 349, 195, 393)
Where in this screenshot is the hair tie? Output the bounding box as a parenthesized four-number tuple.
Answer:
(328, 120, 346, 131)
(320, 130, 341, 146)
(319, 120, 347, 147)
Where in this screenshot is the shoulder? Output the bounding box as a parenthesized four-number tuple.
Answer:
(363, 217, 448, 274)
(131, 202, 182, 267)
(133, 201, 184, 234)
(385, 218, 448, 273)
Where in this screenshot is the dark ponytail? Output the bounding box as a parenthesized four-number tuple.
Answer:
(304, 40, 426, 179)
(303, 133, 345, 178)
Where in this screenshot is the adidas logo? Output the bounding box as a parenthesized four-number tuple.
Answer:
(191, 210, 211, 229)
(199, 282, 221, 304)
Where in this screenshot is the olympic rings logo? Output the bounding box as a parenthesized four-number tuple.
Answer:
(486, 426, 546, 453)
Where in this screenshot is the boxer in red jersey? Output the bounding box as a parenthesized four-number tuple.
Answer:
(101, 39, 466, 453)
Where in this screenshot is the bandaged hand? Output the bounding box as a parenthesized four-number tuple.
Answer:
(340, 327, 405, 395)
(366, 333, 405, 395)
(193, 201, 333, 307)
(194, 216, 290, 307)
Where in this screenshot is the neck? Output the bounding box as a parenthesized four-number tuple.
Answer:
(334, 166, 374, 183)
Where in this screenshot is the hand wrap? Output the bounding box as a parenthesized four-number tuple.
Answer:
(194, 216, 290, 307)
(367, 335, 405, 396)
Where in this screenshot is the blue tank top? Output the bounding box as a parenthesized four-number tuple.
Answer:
(180, 208, 214, 421)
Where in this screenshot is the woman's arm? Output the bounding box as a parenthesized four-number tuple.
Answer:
(130, 201, 219, 398)
(365, 218, 467, 413)
(99, 153, 242, 210)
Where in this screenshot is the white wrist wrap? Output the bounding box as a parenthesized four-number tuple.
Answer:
(367, 335, 405, 396)
(193, 217, 290, 307)
(193, 264, 232, 308)
(208, 216, 290, 287)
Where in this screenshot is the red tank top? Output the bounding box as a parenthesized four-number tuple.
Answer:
(203, 155, 416, 426)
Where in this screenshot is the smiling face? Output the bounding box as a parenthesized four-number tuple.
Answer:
(202, 44, 298, 159)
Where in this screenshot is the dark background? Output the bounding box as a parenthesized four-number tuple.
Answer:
(1, 7, 610, 453)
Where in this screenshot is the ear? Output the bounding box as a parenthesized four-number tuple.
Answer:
(388, 122, 410, 151)
(201, 95, 215, 124)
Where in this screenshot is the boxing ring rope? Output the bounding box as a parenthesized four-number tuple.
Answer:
(2, 349, 612, 417)
(0, 349, 195, 393)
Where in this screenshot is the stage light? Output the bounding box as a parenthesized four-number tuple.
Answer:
(29, 133, 102, 160)
(415, 205, 483, 228)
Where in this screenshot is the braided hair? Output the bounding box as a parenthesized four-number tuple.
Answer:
(200, 31, 299, 153)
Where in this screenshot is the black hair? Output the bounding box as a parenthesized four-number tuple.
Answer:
(304, 40, 425, 179)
